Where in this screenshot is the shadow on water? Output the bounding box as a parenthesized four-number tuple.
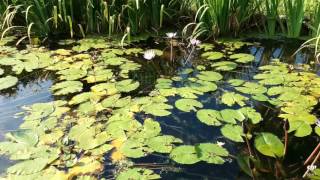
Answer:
(0, 38, 318, 178)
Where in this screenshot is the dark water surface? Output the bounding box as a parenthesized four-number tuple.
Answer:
(0, 38, 318, 179)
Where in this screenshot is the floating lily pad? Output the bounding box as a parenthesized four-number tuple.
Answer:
(211, 61, 237, 71)
(196, 109, 222, 126)
(195, 143, 229, 164)
(221, 124, 244, 142)
(230, 53, 255, 63)
(117, 168, 160, 180)
(221, 92, 248, 107)
(254, 133, 284, 158)
(51, 81, 83, 95)
(175, 99, 203, 112)
(0, 76, 18, 90)
(197, 71, 223, 82)
(170, 145, 200, 164)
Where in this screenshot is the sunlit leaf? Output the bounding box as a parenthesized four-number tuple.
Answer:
(254, 133, 284, 158)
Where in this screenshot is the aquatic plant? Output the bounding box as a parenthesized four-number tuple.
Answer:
(264, 0, 280, 36)
(283, 0, 305, 38)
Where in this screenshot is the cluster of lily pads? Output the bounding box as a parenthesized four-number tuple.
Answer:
(0, 36, 319, 179)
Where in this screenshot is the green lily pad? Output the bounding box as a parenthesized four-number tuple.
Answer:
(196, 109, 222, 126)
(196, 71, 223, 82)
(221, 124, 244, 142)
(211, 61, 237, 71)
(147, 135, 182, 153)
(117, 168, 160, 180)
(195, 143, 229, 164)
(221, 92, 248, 107)
(175, 99, 203, 112)
(0, 76, 18, 90)
(220, 109, 245, 124)
(230, 53, 255, 63)
(254, 133, 284, 158)
(51, 81, 83, 95)
(170, 145, 200, 164)
(6, 130, 38, 147)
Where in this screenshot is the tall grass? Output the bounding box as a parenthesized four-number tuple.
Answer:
(311, 2, 320, 37)
(283, 0, 304, 38)
(264, 0, 280, 36)
(0, 0, 184, 40)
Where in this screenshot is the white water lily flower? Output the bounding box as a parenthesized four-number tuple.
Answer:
(190, 38, 201, 46)
(143, 50, 156, 60)
(166, 32, 177, 38)
(307, 165, 317, 171)
(217, 141, 225, 147)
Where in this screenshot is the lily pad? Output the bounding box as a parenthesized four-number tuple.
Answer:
(170, 145, 200, 164)
(196, 109, 222, 126)
(51, 81, 83, 95)
(195, 143, 229, 164)
(254, 132, 284, 158)
(196, 71, 223, 82)
(230, 53, 255, 63)
(175, 99, 203, 112)
(0, 76, 18, 90)
(221, 124, 244, 142)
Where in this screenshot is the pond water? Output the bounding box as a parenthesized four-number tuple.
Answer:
(0, 37, 319, 179)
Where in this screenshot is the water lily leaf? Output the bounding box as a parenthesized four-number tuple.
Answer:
(177, 87, 203, 99)
(196, 71, 223, 82)
(195, 143, 229, 164)
(220, 109, 245, 124)
(120, 140, 149, 158)
(117, 168, 160, 180)
(235, 82, 267, 95)
(170, 145, 200, 164)
(147, 135, 182, 153)
(51, 81, 83, 95)
(89, 144, 113, 156)
(120, 62, 141, 71)
(6, 130, 38, 146)
(101, 94, 122, 108)
(55, 49, 71, 56)
(0, 76, 18, 90)
(7, 157, 57, 175)
(230, 53, 254, 63)
(142, 103, 173, 116)
(240, 107, 262, 124)
(221, 124, 244, 142)
(57, 68, 87, 81)
(91, 83, 118, 95)
(199, 43, 214, 51)
(69, 92, 101, 105)
(202, 51, 224, 60)
(196, 109, 222, 126)
(221, 92, 248, 107)
(288, 120, 312, 137)
(85, 68, 113, 83)
(0, 68, 3, 75)
(254, 133, 284, 158)
(228, 79, 244, 86)
(116, 79, 140, 92)
(211, 61, 237, 71)
(175, 99, 203, 112)
(104, 57, 127, 66)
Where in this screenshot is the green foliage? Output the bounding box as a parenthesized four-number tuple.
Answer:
(254, 133, 284, 158)
(0, 75, 18, 90)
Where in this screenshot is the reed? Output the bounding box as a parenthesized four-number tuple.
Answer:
(283, 0, 304, 38)
(264, 0, 280, 36)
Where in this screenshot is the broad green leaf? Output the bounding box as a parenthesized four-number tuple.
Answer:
(230, 53, 254, 63)
(6, 130, 38, 146)
(142, 103, 173, 116)
(147, 135, 182, 153)
(57, 68, 87, 81)
(196, 109, 222, 126)
(211, 61, 237, 71)
(202, 51, 224, 60)
(240, 107, 262, 124)
(170, 145, 200, 164)
(175, 99, 203, 112)
(221, 92, 248, 107)
(254, 133, 284, 158)
(0, 76, 18, 90)
(116, 79, 140, 92)
(117, 168, 160, 180)
(7, 157, 57, 175)
(51, 81, 83, 95)
(221, 124, 244, 142)
(195, 143, 228, 164)
(288, 120, 312, 137)
(196, 71, 223, 82)
(120, 140, 149, 158)
(220, 109, 245, 124)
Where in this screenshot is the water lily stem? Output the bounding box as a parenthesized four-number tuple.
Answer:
(170, 39, 173, 61)
(304, 143, 320, 166)
(303, 148, 320, 178)
(283, 120, 289, 156)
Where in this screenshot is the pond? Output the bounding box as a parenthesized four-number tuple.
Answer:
(0, 36, 319, 179)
